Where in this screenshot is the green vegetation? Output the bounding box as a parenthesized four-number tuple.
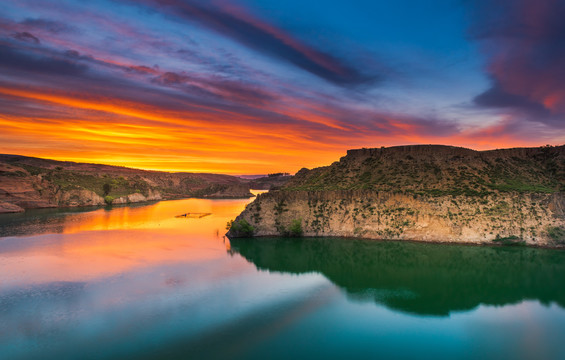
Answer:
(228, 219, 255, 237)
(104, 195, 114, 205)
(1, 155, 256, 209)
(287, 219, 303, 237)
(488, 180, 556, 193)
(283, 145, 564, 195)
(225, 220, 234, 231)
(41, 169, 150, 198)
(274, 218, 304, 237)
(274, 200, 288, 215)
(547, 226, 565, 244)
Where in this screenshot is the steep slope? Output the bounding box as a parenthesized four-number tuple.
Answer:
(228, 145, 565, 247)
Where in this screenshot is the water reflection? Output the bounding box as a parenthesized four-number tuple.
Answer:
(0, 198, 248, 287)
(229, 237, 565, 316)
(1, 194, 565, 360)
(0, 197, 254, 238)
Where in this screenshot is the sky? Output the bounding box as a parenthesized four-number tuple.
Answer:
(0, 0, 564, 174)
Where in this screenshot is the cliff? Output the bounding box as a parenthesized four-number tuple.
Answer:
(0, 154, 254, 212)
(228, 145, 565, 247)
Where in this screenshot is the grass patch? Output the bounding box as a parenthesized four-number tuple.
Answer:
(487, 180, 556, 193)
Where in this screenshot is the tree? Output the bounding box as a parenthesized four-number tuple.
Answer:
(103, 183, 112, 196)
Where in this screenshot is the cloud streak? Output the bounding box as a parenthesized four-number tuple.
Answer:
(127, 0, 377, 86)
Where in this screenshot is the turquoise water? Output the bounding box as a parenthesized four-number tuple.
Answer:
(1, 197, 564, 359)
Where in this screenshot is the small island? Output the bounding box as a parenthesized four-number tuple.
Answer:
(228, 144, 565, 247)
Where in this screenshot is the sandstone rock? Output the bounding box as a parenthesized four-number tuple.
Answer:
(0, 201, 24, 213)
(57, 190, 105, 206)
(229, 190, 565, 247)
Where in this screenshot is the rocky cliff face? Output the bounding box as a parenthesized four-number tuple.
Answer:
(228, 145, 565, 247)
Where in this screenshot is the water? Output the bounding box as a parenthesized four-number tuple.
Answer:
(1, 195, 565, 360)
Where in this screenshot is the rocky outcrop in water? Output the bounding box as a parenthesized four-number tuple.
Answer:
(228, 145, 565, 247)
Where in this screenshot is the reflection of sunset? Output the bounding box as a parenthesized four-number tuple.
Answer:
(0, 198, 254, 287)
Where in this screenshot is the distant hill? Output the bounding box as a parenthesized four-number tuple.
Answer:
(0, 154, 258, 212)
(228, 144, 565, 247)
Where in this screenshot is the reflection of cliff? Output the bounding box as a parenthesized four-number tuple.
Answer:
(229, 237, 565, 316)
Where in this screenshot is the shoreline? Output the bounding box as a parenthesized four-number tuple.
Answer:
(227, 234, 565, 250)
(0, 193, 258, 214)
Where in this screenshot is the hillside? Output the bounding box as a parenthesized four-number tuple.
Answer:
(287, 145, 565, 194)
(228, 145, 565, 247)
(0, 154, 255, 212)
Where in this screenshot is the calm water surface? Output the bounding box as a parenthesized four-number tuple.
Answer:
(1, 194, 565, 360)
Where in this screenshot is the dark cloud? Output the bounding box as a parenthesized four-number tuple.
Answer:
(64, 49, 81, 58)
(20, 18, 74, 34)
(0, 44, 88, 76)
(12, 31, 40, 44)
(127, 0, 378, 87)
(152, 70, 276, 105)
(156, 71, 188, 85)
(473, 81, 550, 115)
(469, 0, 565, 124)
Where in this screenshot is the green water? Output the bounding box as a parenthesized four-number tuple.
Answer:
(1, 198, 564, 359)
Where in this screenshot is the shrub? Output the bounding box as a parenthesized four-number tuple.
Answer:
(229, 219, 255, 237)
(288, 219, 303, 237)
(547, 226, 565, 244)
(225, 220, 234, 231)
(277, 218, 303, 237)
(104, 195, 114, 205)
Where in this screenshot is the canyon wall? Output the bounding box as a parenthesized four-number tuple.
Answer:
(228, 145, 565, 247)
(230, 190, 565, 246)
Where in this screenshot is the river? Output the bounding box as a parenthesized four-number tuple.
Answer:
(1, 194, 564, 359)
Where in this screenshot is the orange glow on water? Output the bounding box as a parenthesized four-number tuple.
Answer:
(0, 198, 255, 286)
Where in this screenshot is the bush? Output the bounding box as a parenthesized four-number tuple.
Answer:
(104, 195, 114, 205)
(547, 226, 565, 244)
(103, 183, 112, 196)
(226, 220, 234, 231)
(278, 218, 303, 237)
(229, 219, 255, 237)
(288, 218, 303, 237)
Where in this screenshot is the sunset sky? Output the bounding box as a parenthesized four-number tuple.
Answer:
(1, 0, 564, 174)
